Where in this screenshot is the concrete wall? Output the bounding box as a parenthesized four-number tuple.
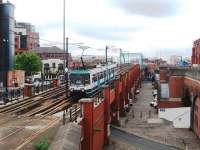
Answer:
(159, 107, 191, 128)
(160, 83, 169, 99)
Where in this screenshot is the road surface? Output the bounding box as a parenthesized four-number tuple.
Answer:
(111, 126, 180, 150)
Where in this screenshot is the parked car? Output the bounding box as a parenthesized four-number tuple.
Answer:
(152, 89, 157, 97)
(150, 100, 158, 108)
(135, 89, 140, 94)
(58, 75, 65, 84)
(154, 95, 158, 101)
(33, 78, 42, 87)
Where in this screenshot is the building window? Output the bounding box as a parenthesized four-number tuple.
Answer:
(52, 63, 56, 68)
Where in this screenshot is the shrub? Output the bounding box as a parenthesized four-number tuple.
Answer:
(33, 135, 49, 150)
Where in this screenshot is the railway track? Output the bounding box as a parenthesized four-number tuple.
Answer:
(0, 85, 65, 111)
(0, 101, 81, 149)
(0, 85, 69, 116)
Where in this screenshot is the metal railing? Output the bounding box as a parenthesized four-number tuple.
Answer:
(185, 67, 200, 81)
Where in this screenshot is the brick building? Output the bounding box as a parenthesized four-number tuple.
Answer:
(31, 46, 71, 60)
(15, 22, 39, 54)
(192, 38, 200, 65)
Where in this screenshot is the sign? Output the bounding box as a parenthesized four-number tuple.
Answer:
(160, 108, 165, 112)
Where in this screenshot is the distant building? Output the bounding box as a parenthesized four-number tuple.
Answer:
(169, 55, 182, 65)
(15, 21, 39, 54)
(121, 53, 144, 69)
(192, 38, 200, 65)
(31, 46, 72, 77)
(32, 46, 71, 60)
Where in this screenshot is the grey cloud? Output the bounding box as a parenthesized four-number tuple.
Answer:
(110, 0, 183, 17)
(70, 23, 142, 41)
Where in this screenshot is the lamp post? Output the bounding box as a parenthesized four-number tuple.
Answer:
(106, 45, 108, 64)
(65, 37, 69, 98)
(63, 0, 69, 98)
(63, 0, 66, 68)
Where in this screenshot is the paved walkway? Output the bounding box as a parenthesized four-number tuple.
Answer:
(109, 82, 200, 150)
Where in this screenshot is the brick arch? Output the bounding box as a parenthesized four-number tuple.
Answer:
(182, 88, 192, 107)
(191, 95, 199, 130)
(194, 87, 199, 96)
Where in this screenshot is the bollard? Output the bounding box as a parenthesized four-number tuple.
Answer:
(80, 105, 82, 118)
(69, 108, 72, 121)
(75, 105, 77, 121)
(23, 88, 25, 99)
(185, 144, 188, 150)
(63, 111, 66, 125)
(164, 137, 167, 144)
(10, 90, 13, 102)
(149, 110, 151, 118)
(132, 109, 135, 118)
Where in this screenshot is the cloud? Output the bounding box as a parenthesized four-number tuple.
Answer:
(70, 23, 143, 41)
(110, 0, 183, 17)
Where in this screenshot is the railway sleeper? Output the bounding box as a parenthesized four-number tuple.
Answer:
(1, 97, 43, 113)
(40, 101, 69, 116)
(0, 86, 62, 110)
(14, 101, 42, 115)
(28, 100, 63, 116)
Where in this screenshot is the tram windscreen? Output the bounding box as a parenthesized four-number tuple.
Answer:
(70, 73, 90, 85)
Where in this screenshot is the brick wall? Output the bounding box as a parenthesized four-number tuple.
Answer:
(158, 101, 183, 108)
(194, 97, 200, 138)
(169, 76, 184, 98)
(192, 38, 200, 64)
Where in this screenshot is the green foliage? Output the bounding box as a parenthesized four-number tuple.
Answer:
(33, 136, 49, 150)
(14, 52, 42, 76)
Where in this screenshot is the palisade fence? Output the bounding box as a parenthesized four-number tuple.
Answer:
(0, 79, 62, 104)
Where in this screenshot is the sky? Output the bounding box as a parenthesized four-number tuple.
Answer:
(7, 0, 200, 59)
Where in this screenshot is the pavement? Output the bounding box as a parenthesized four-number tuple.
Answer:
(107, 81, 200, 150)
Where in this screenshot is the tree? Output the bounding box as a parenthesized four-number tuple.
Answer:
(14, 52, 42, 76)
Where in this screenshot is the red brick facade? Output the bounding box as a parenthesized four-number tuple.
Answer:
(194, 97, 200, 138)
(159, 68, 168, 83)
(158, 101, 183, 108)
(169, 76, 184, 98)
(192, 38, 200, 64)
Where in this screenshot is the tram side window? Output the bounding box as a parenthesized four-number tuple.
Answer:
(108, 69, 110, 76)
(92, 75, 97, 82)
(83, 74, 90, 85)
(100, 72, 103, 79)
(104, 71, 106, 78)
